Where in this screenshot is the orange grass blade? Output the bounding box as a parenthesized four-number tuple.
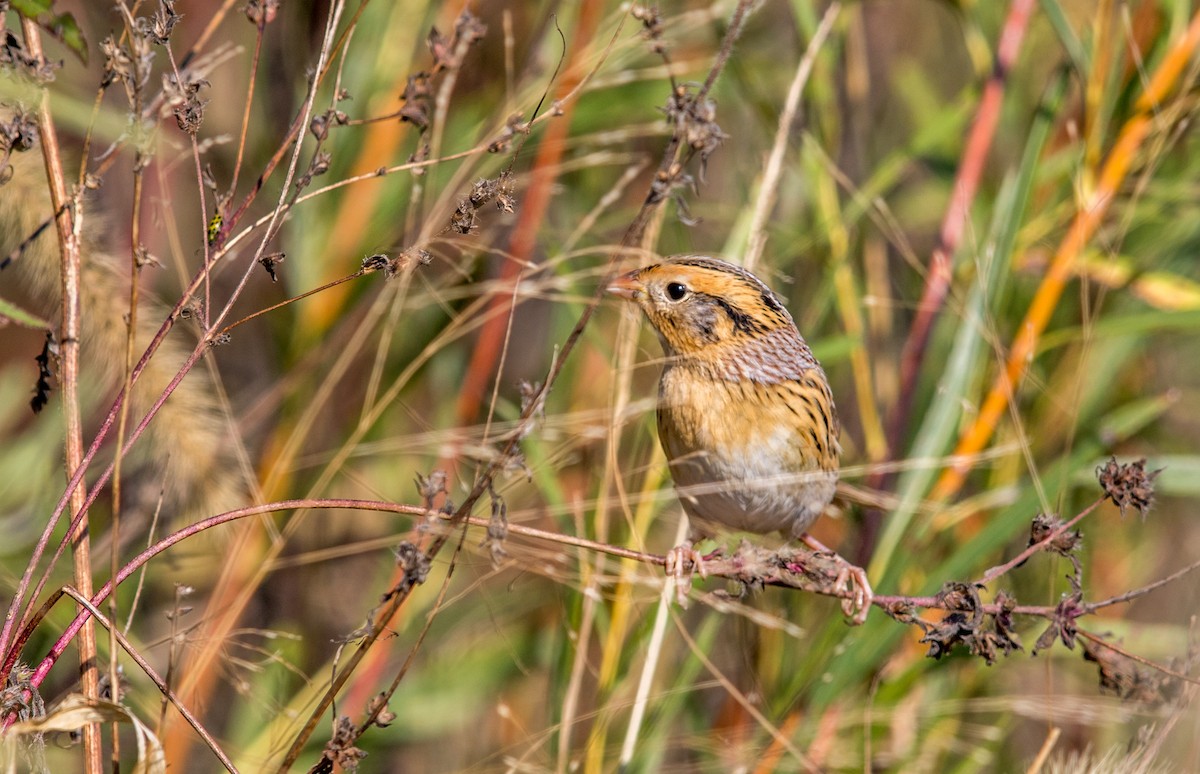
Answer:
(931, 11, 1200, 502)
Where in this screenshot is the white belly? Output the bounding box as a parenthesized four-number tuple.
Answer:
(665, 425, 837, 539)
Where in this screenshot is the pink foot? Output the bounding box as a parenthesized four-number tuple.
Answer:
(801, 534, 873, 625)
(665, 540, 708, 606)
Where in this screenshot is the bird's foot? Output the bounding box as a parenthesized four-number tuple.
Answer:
(800, 534, 873, 625)
(665, 540, 709, 607)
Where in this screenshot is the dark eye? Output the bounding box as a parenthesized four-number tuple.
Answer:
(666, 282, 688, 301)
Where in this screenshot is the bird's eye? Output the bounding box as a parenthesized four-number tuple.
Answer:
(666, 282, 688, 301)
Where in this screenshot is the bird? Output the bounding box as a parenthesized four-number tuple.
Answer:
(608, 255, 871, 623)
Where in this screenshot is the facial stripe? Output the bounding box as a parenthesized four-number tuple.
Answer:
(708, 294, 763, 335)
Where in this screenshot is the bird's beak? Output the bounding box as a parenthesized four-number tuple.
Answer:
(606, 271, 642, 300)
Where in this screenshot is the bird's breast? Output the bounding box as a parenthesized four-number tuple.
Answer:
(656, 363, 838, 537)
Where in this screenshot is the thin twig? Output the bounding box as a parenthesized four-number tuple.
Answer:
(1085, 556, 1200, 612)
(743, 2, 840, 272)
(59, 588, 240, 774)
(976, 497, 1103, 586)
(10, 498, 427, 690)
(228, 19, 265, 197)
(1077, 629, 1200, 688)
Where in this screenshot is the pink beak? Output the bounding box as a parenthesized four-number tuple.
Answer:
(606, 271, 642, 299)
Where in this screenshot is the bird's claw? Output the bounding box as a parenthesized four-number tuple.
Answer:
(665, 540, 707, 607)
(832, 561, 873, 625)
(801, 534, 873, 625)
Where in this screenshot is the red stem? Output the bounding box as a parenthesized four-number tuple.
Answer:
(880, 0, 1036, 475)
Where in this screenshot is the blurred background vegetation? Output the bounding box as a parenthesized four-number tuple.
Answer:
(1, 0, 1199, 771)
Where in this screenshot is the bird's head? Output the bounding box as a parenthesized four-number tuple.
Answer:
(607, 256, 796, 358)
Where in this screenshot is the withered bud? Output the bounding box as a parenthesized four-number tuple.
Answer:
(468, 177, 498, 208)
(245, 0, 279, 26)
(1028, 513, 1082, 556)
(1097, 457, 1161, 520)
(365, 693, 396, 728)
(309, 113, 329, 141)
(415, 470, 449, 507)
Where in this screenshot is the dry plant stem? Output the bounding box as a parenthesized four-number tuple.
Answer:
(229, 19, 266, 197)
(346, 526, 470, 750)
(176, 0, 238, 69)
(217, 0, 374, 243)
(235, 0, 345, 299)
(558, 538, 602, 773)
(163, 1, 350, 762)
(1084, 556, 1200, 612)
(633, 0, 753, 233)
(13, 490, 1199, 715)
(1025, 727, 1062, 774)
(252, 493, 1164, 758)
(162, 48, 214, 322)
(16, 17, 102, 773)
(425, 8, 480, 175)
(156, 584, 184, 733)
(216, 268, 374, 337)
(274, 538, 442, 770)
(109, 7, 156, 761)
(1076, 629, 1200, 687)
(742, 2, 841, 273)
(698, 0, 751, 98)
(59, 589, 239, 774)
(933, 10, 1200, 501)
(584, 280, 664, 769)
(220, 0, 369, 241)
(106, 96, 145, 774)
(618, 516, 689, 769)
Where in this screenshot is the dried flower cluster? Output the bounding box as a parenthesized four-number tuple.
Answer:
(1098, 456, 1161, 519)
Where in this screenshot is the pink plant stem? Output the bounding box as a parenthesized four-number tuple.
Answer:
(975, 497, 1101, 586)
(0, 0, 374, 663)
(1, 297, 192, 659)
(887, 0, 1036, 462)
(7, 500, 426, 692)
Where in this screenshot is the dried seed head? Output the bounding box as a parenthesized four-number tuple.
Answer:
(365, 693, 395, 728)
(415, 470, 449, 508)
(1097, 457, 1161, 520)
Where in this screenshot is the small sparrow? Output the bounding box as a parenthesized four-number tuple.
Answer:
(609, 255, 871, 623)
